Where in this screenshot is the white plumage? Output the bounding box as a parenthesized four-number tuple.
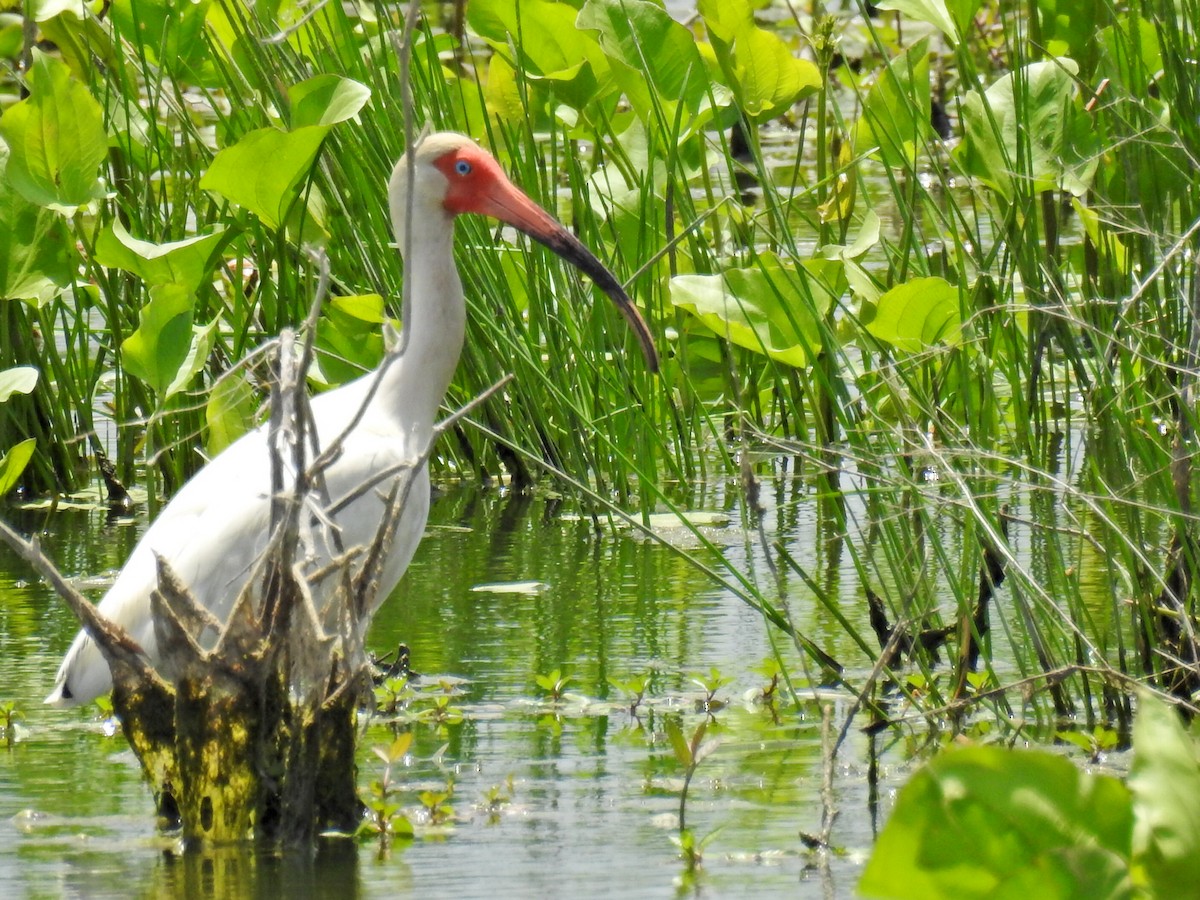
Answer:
(47, 132, 657, 707)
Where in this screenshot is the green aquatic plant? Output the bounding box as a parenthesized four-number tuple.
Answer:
(479, 775, 515, 824)
(1, 700, 21, 747)
(534, 668, 573, 703)
(609, 669, 656, 718)
(664, 715, 721, 873)
(373, 676, 414, 718)
(690, 666, 731, 715)
(416, 695, 465, 731)
(860, 692, 1200, 900)
(359, 733, 415, 855)
(418, 782, 455, 828)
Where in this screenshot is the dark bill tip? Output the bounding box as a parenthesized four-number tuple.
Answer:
(526, 227, 659, 374)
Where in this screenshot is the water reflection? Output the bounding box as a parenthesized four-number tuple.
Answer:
(0, 486, 885, 898)
(154, 841, 363, 900)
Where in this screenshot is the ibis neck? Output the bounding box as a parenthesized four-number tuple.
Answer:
(379, 219, 466, 446)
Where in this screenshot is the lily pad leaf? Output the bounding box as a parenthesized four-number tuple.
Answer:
(867, 276, 960, 352)
(200, 125, 330, 231)
(0, 49, 107, 211)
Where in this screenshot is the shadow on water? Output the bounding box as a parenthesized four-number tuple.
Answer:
(0, 484, 893, 897)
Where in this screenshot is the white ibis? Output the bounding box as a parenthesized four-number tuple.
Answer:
(46, 131, 657, 707)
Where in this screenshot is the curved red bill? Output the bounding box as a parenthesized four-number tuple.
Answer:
(433, 148, 659, 374)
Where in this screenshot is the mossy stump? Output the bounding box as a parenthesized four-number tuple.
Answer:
(101, 553, 371, 846)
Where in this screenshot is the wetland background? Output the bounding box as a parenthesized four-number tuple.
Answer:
(1, 0, 1199, 896)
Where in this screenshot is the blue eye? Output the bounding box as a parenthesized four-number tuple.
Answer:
(455, 160, 472, 176)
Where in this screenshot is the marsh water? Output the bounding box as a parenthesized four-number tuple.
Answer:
(0, 470, 899, 899)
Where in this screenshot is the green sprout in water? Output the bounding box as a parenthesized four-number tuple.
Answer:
(418, 781, 455, 827)
(373, 676, 414, 717)
(479, 775, 515, 824)
(359, 733, 414, 856)
(751, 658, 785, 724)
(664, 715, 722, 873)
(416, 695, 464, 730)
(1, 701, 22, 748)
(690, 666, 731, 715)
(534, 668, 573, 702)
(609, 669, 656, 719)
(92, 695, 120, 737)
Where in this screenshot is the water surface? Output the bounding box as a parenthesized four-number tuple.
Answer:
(0, 484, 892, 898)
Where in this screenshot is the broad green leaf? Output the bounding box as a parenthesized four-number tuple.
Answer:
(945, 0, 985, 36)
(120, 284, 195, 397)
(821, 210, 882, 262)
(200, 125, 330, 231)
(0, 366, 38, 403)
(669, 257, 828, 368)
(1099, 15, 1162, 93)
(0, 150, 75, 304)
(330, 293, 386, 324)
(469, 0, 601, 78)
(164, 318, 217, 400)
(109, 0, 215, 85)
(867, 276, 961, 352)
(205, 370, 258, 456)
(0, 49, 106, 211)
(468, 0, 607, 112)
(725, 21, 820, 117)
(699, 0, 820, 118)
(287, 75, 371, 129)
(35, 8, 121, 83)
(0, 15, 21, 59)
(1129, 691, 1200, 895)
(29, 0, 87, 19)
(94, 220, 227, 294)
(665, 717, 692, 768)
(0, 438, 36, 495)
(855, 39, 932, 169)
(875, 0, 961, 43)
(697, 0, 751, 42)
(955, 59, 1098, 201)
(385, 732, 413, 763)
(483, 54, 527, 125)
(312, 294, 386, 385)
(1073, 200, 1128, 274)
(859, 745, 1134, 899)
(577, 0, 706, 115)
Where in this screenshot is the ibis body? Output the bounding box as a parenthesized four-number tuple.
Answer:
(47, 132, 656, 707)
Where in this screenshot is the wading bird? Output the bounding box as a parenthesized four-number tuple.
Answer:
(47, 132, 658, 706)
